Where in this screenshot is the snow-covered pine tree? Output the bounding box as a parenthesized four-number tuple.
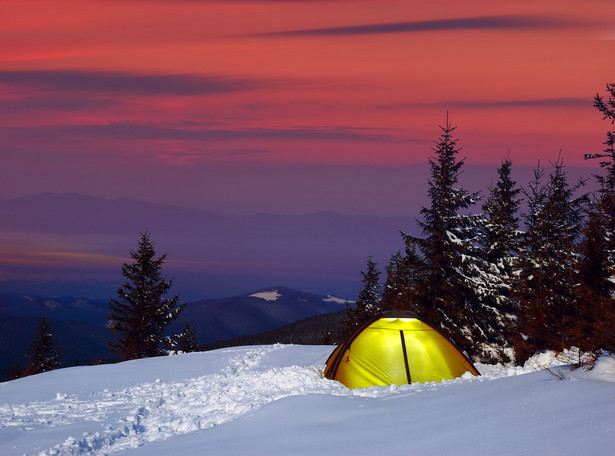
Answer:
(404, 118, 500, 360)
(340, 255, 381, 340)
(513, 158, 586, 364)
(381, 253, 404, 312)
(23, 316, 62, 376)
(108, 230, 185, 360)
(512, 165, 549, 362)
(479, 158, 523, 360)
(583, 82, 615, 352)
(380, 240, 424, 312)
(586, 83, 615, 264)
(482, 158, 522, 267)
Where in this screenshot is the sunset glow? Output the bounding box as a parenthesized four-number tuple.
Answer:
(1, 0, 614, 297)
(2, 1, 613, 188)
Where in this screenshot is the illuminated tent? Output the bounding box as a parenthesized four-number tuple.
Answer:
(324, 310, 479, 389)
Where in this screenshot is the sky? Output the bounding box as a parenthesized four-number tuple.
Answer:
(1, 0, 614, 214)
(0, 0, 614, 299)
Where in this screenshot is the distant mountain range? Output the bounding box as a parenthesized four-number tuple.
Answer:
(172, 286, 348, 344)
(0, 293, 108, 325)
(0, 286, 348, 380)
(0, 192, 418, 299)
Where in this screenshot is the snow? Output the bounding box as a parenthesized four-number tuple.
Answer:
(322, 295, 350, 305)
(249, 290, 281, 301)
(0, 346, 613, 456)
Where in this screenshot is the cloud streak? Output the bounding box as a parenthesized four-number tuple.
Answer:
(252, 14, 581, 37)
(375, 98, 590, 111)
(0, 95, 121, 112)
(2, 122, 402, 143)
(448, 98, 590, 109)
(0, 70, 263, 96)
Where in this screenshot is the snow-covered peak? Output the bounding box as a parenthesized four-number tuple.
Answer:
(322, 295, 352, 305)
(250, 290, 281, 301)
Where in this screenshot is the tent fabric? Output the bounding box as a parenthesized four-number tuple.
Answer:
(324, 311, 479, 389)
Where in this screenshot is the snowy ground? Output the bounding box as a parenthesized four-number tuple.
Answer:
(0, 345, 613, 456)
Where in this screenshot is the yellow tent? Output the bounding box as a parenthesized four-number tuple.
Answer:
(324, 311, 479, 389)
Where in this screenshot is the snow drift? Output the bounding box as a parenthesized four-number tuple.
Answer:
(0, 345, 613, 455)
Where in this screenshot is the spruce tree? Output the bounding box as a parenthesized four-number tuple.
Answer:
(482, 158, 521, 266)
(108, 230, 185, 360)
(584, 83, 615, 352)
(479, 158, 522, 359)
(175, 321, 200, 353)
(404, 117, 500, 359)
(513, 159, 586, 363)
(512, 165, 550, 362)
(23, 316, 62, 376)
(542, 158, 586, 352)
(340, 255, 381, 340)
(381, 252, 409, 312)
(380, 241, 424, 312)
(586, 84, 615, 261)
(574, 205, 612, 359)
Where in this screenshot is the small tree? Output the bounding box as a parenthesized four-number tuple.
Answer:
(23, 316, 62, 376)
(340, 255, 381, 340)
(381, 241, 425, 312)
(381, 252, 410, 312)
(175, 321, 200, 353)
(108, 230, 185, 360)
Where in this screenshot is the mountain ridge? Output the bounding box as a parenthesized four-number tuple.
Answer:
(0, 192, 418, 299)
(172, 286, 347, 344)
(0, 286, 348, 379)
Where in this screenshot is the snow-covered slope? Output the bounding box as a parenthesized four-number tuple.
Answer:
(0, 345, 613, 456)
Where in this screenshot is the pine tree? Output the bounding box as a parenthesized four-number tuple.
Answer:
(320, 320, 336, 345)
(513, 159, 586, 363)
(543, 158, 586, 352)
(380, 241, 424, 312)
(587, 83, 615, 171)
(585, 83, 615, 263)
(23, 316, 62, 376)
(339, 300, 357, 341)
(482, 158, 521, 266)
(574, 205, 611, 360)
(479, 158, 522, 359)
(512, 165, 550, 362)
(403, 117, 501, 359)
(108, 230, 185, 360)
(356, 254, 382, 318)
(340, 255, 381, 340)
(381, 252, 409, 312)
(175, 321, 200, 353)
(584, 83, 615, 353)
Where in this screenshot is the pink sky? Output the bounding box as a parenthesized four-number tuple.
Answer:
(0, 0, 614, 298)
(1, 0, 614, 213)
